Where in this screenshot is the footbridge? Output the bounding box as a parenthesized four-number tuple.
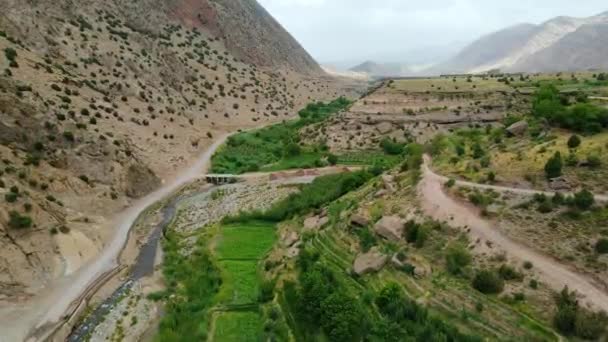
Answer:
(204, 174, 239, 185)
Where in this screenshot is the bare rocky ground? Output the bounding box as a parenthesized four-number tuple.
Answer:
(0, 0, 365, 309)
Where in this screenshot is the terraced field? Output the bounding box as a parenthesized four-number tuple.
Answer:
(210, 222, 277, 341)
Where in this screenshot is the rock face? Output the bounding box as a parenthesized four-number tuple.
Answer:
(125, 164, 162, 198)
(353, 248, 388, 275)
(374, 216, 404, 241)
(506, 121, 528, 136)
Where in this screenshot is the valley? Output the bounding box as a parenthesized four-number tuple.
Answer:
(58, 72, 608, 341)
(1, 1, 608, 342)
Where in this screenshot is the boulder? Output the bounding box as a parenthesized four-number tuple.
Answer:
(350, 214, 370, 227)
(506, 121, 528, 136)
(374, 216, 404, 241)
(376, 122, 394, 134)
(303, 215, 328, 230)
(303, 216, 320, 230)
(549, 176, 571, 191)
(353, 248, 388, 275)
(281, 231, 299, 247)
(382, 174, 396, 192)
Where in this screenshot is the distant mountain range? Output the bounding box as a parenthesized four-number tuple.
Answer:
(349, 61, 410, 78)
(431, 11, 608, 74)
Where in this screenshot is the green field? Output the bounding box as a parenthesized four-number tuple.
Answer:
(216, 260, 260, 305)
(216, 223, 277, 260)
(211, 98, 351, 174)
(212, 311, 261, 342)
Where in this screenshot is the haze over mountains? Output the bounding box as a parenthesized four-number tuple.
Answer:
(346, 10, 608, 78)
(434, 10, 608, 74)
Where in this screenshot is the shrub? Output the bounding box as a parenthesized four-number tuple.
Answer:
(63, 131, 75, 142)
(445, 243, 471, 275)
(595, 238, 608, 254)
(553, 287, 578, 335)
(4, 47, 17, 61)
(544, 152, 562, 179)
(5, 192, 18, 203)
(472, 270, 504, 294)
(380, 138, 404, 155)
(327, 153, 338, 165)
(8, 211, 32, 229)
(498, 264, 523, 281)
(567, 135, 581, 149)
(445, 178, 456, 188)
(587, 154, 602, 168)
(574, 310, 608, 340)
(573, 189, 594, 210)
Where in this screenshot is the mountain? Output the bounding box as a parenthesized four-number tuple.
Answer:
(0, 0, 355, 304)
(350, 61, 410, 78)
(432, 11, 608, 74)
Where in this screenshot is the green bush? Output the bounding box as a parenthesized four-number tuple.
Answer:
(8, 211, 32, 229)
(5, 192, 18, 203)
(595, 238, 608, 254)
(472, 270, 504, 294)
(544, 152, 563, 179)
(445, 243, 472, 275)
(380, 138, 404, 155)
(567, 135, 581, 149)
(573, 189, 594, 210)
(498, 264, 523, 281)
(226, 171, 372, 223)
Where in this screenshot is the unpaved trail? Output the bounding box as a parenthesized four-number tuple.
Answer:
(0, 135, 230, 342)
(419, 155, 608, 312)
(422, 155, 608, 202)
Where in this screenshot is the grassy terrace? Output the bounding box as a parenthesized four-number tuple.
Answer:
(276, 174, 558, 342)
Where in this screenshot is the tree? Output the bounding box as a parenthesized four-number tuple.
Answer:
(573, 189, 594, 210)
(544, 152, 563, 179)
(327, 153, 338, 165)
(567, 135, 581, 149)
(285, 142, 301, 157)
(595, 238, 608, 254)
(380, 138, 404, 155)
(445, 244, 471, 275)
(472, 270, 504, 294)
(553, 287, 578, 335)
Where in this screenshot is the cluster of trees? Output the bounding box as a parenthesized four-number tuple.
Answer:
(533, 85, 608, 133)
(291, 250, 481, 341)
(212, 98, 351, 174)
(225, 170, 373, 223)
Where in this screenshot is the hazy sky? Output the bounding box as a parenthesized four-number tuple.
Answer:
(258, 0, 608, 67)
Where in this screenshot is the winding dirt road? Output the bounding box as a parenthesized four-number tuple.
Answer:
(0, 135, 230, 342)
(419, 155, 608, 312)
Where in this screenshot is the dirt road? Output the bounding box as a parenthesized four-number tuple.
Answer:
(422, 155, 608, 202)
(0, 135, 230, 342)
(419, 155, 608, 312)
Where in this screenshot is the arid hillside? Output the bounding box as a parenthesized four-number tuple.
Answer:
(0, 0, 361, 300)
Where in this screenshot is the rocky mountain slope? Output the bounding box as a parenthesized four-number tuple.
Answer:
(433, 11, 608, 74)
(0, 0, 357, 301)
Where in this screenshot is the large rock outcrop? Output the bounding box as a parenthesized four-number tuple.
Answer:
(374, 216, 404, 241)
